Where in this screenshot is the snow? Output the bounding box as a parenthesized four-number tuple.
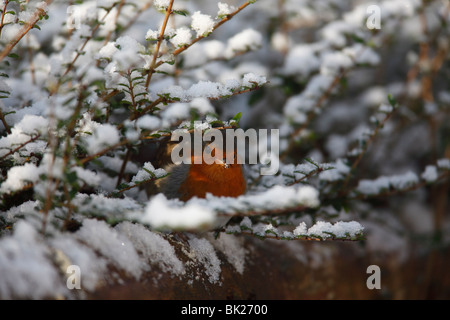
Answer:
(378, 103, 394, 113)
(437, 158, 450, 169)
(50, 234, 108, 292)
(73, 167, 101, 186)
(320, 51, 354, 76)
(115, 222, 185, 276)
(210, 233, 246, 275)
(281, 45, 320, 78)
(356, 171, 419, 195)
(319, 159, 350, 182)
(242, 73, 267, 88)
(154, 0, 171, 11)
(157, 73, 267, 102)
(136, 115, 161, 131)
(421, 165, 438, 182)
(225, 28, 262, 58)
(305, 221, 364, 239)
(131, 162, 167, 184)
(188, 237, 221, 284)
(141, 194, 217, 229)
(170, 27, 192, 48)
(75, 219, 142, 279)
(217, 2, 235, 18)
(0, 0, 443, 299)
(84, 123, 120, 155)
(191, 11, 215, 37)
(0, 162, 40, 193)
(0, 221, 66, 299)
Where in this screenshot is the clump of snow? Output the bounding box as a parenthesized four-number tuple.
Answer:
(225, 28, 262, 58)
(191, 11, 215, 37)
(320, 51, 354, 76)
(131, 162, 167, 184)
(115, 222, 185, 276)
(421, 165, 438, 183)
(294, 220, 364, 239)
(281, 45, 320, 78)
(307, 221, 363, 239)
(75, 219, 142, 279)
(188, 184, 320, 216)
(319, 159, 350, 182)
(0, 221, 66, 299)
(154, 0, 171, 11)
(50, 234, 108, 292)
(136, 115, 161, 131)
(0, 162, 40, 193)
(356, 171, 419, 195)
(437, 158, 450, 169)
(84, 123, 120, 155)
(210, 233, 246, 275)
(141, 194, 217, 229)
(157, 73, 267, 102)
(170, 27, 192, 47)
(242, 73, 267, 88)
(188, 237, 221, 284)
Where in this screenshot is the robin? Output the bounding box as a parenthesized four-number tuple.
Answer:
(145, 129, 247, 201)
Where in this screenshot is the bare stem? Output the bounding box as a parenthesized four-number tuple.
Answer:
(0, 133, 41, 160)
(0, 107, 11, 134)
(145, 0, 254, 89)
(145, 0, 174, 89)
(0, 0, 52, 62)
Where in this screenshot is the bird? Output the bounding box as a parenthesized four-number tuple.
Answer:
(144, 129, 247, 201)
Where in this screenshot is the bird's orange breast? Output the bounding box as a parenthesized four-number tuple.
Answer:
(178, 161, 246, 201)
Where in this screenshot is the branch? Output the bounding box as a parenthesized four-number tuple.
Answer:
(0, 107, 11, 134)
(217, 204, 308, 218)
(145, 0, 254, 86)
(0, 0, 52, 62)
(0, 133, 41, 161)
(350, 171, 450, 201)
(233, 230, 363, 242)
(145, 0, 174, 89)
(49, 4, 116, 95)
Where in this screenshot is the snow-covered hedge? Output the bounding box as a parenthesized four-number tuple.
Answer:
(0, 0, 448, 299)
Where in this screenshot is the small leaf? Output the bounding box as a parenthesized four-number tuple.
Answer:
(173, 10, 189, 16)
(66, 171, 78, 184)
(231, 112, 242, 123)
(387, 94, 398, 108)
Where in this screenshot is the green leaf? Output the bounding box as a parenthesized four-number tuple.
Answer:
(117, 183, 129, 190)
(231, 112, 242, 124)
(66, 171, 78, 184)
(387, 94, 398, 108)
(173, 9, 189, 16)
(7, 53, 19, 59)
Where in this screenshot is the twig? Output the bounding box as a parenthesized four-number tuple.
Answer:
(225, 229, 362, 242)
(350, 171, 450, 201)
(217, 205, 308, 218)
(145, 0, 174, 89)
(0, 107, 11, 134)
(0, 0, 52, 62)
(280, 70, 344, 160)
(340, 105, 397, 194)
(286, 167, 324, 186)
(0, 133, 41, 160)
(116, 145, 132, 188)
(0, 0, 10, 38)
(49, 4, 116, 95)
(145, 0, 254, 88)
(77, 139, 129, 165)
(129, 82, 264, 123)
